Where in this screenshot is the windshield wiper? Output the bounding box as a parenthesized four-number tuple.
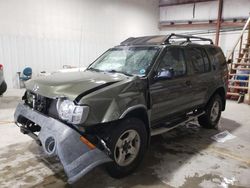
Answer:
(87, 67, 101, 72)
(106, 70, 133, 77)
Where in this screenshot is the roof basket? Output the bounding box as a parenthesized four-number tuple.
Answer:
(164, 33, 214, 45)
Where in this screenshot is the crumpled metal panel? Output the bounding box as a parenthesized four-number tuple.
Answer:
(14, 103, 112, 184)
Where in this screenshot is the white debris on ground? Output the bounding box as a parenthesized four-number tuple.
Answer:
(220, 177, 237, 188)
(211, 130, 236, 143)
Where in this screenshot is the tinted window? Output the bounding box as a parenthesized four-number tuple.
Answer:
(158, 47, 186, 77)
(206, 47, 226, 69)
(186, 47, 211, 73)
(187, 48, 205, 73)
(202, 49, 210, 72)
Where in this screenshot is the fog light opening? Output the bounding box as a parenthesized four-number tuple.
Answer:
(45, 136, 56, 154)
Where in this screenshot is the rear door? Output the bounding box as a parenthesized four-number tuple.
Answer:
(184, 47, 213, 107)
(149, 47, 193, 123)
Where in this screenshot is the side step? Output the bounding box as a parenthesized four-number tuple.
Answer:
(150, 111, 205, 136)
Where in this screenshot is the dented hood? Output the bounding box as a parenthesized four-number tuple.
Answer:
(25, 70, 126, 100)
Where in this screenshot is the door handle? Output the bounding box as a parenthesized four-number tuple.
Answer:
(185, 80, 192, 86)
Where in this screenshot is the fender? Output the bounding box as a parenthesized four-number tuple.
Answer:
(119, 104, 148, 119)
(119, 104, 151, 147)
(205, 86, 226, 110)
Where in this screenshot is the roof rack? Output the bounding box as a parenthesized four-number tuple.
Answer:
(120, 35, 169, 46)
(164, 33, 214, 45)
(119, 34, 214, 46)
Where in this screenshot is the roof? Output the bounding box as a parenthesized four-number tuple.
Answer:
(120, 33, 214, 46)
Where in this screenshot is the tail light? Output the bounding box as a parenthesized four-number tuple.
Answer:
(0, 64, 3, 70)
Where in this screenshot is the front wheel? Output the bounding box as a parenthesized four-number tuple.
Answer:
(106, 118, 148, 178)
(198, 95, 222, 129)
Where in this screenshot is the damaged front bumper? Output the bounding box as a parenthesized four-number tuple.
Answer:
(14, 103, 112, 184)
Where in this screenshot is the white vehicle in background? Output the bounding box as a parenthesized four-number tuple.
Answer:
(0, 64, 7, 95)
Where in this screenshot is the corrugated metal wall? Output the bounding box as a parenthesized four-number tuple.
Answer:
(159, 0, 250, 56)
(160, 0, 250, 22)
(0, 0, 159, 88)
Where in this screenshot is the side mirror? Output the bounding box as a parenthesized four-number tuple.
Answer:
(155, 68, 174, 80)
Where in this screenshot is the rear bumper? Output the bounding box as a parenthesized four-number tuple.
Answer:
(14, 103, 111, 184)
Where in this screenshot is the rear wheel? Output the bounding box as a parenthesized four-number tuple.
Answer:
(198, 95, 222, 129)
(106, 118, 148, 178)
(0, 81, 7, 95)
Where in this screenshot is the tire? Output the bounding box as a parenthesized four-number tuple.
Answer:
(198, 94, 222, 129)
(0, 81, 7, 95)
(106, 118, 148, 178)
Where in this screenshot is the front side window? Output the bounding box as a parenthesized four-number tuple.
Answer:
(157, 47, 186, 78)
(88, 47, 160, 76)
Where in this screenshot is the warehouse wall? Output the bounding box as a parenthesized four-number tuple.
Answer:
(160, 0, 250, 55)
(160, 0, 250, 22)
(160, 29, 249, 58)
(0, 0, 159, 88)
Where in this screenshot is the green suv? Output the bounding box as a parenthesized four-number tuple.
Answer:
(14, 34, 228, 184)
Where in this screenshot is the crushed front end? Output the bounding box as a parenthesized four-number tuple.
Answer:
(14, 91, 112, 184)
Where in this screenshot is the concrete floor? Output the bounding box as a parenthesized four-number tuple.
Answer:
(0, 89, 250, 188)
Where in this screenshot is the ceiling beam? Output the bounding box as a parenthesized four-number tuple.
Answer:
(159, 21, 247, 29)
(159, 0, 217, 7)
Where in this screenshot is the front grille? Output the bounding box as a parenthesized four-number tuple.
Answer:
(24, 91, 54, 115)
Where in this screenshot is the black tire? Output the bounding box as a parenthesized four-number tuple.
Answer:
(0, 81, 7, 95)
(106, 118, 148, 178)
(198, 94, 222, 129)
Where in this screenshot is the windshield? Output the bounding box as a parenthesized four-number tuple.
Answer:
(88, 47, 160, 76)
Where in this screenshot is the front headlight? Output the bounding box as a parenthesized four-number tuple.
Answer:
(57, 99, 89, 124)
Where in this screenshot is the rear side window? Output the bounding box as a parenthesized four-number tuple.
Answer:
(206, 47, 226, 69)
(186, 48, 210, 74)
(202, 49, 210, 72)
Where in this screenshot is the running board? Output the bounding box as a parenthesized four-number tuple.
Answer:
(150, 111, 205, 136)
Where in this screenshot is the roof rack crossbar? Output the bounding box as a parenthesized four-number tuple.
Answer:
(164, 33, 214, 45)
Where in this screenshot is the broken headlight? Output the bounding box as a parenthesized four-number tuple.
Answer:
(57, 99, 89, 124)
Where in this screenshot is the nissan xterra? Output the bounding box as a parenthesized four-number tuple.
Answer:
(14, 34, 228, 184)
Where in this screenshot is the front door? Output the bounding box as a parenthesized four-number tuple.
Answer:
(149, 47, 192, 124)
